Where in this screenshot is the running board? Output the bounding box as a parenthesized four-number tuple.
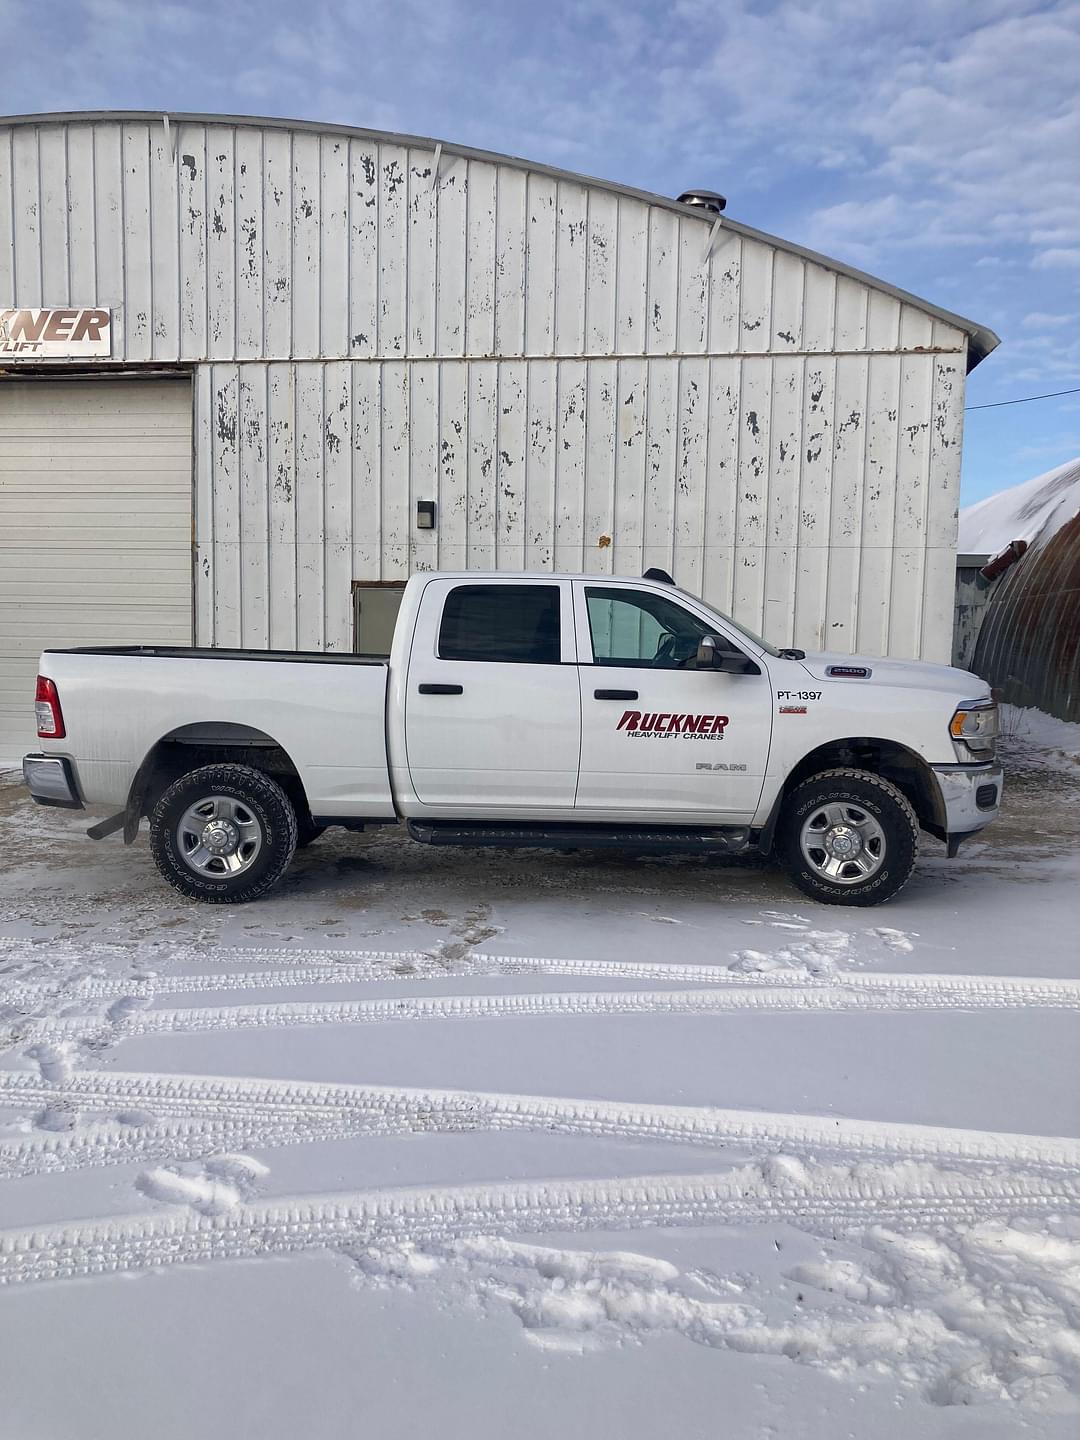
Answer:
(407, 821, 754, 853)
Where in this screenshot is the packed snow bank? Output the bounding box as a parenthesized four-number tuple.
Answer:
(1002, 705, 1080, 770)
(959, 456, 1080, 555)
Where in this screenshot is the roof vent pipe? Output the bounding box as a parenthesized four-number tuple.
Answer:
(676, 189, 727, 215)
(980, 539, 1028, 582)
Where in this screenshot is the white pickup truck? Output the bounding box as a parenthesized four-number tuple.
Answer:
(22, 570, 1002, 908)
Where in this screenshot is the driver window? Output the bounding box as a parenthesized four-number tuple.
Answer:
(585, 587, 740, 669)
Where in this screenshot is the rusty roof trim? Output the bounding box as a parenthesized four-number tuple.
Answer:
(0, 109, 1001, 370)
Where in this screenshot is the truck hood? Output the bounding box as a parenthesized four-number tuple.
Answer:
(796, 650, 990, 699)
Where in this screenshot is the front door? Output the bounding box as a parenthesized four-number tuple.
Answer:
(574, 583, 773, 820)
(405, 578, 580, 811)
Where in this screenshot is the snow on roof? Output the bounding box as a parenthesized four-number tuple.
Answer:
(958, 456, 1080, 556)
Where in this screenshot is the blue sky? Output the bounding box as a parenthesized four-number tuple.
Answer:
(3, 0, 1078, 505)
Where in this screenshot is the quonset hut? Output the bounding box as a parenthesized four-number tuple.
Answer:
(960, 458, 1080, 723)
(0, 111, 998, 756)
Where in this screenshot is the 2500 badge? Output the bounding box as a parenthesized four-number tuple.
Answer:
(617, 711, 729, 739)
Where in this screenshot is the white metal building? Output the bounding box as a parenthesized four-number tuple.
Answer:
(0, 111, 998, 759)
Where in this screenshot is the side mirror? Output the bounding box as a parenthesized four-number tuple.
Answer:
(718, 652, 761, 676)
(696, 635, 760, 675)
(696, 635, 720, 667)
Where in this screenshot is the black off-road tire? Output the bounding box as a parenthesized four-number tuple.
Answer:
(777, 767, 918, 907)
(149, 763, 298, 904)
(295, 817, 326, 849)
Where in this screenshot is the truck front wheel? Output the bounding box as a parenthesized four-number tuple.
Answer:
(149, 763, 298, 904)
(777, 767, 918, 907)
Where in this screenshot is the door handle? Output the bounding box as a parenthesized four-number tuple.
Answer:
(418, 683, 464, 695)
(594, 689, 638, 701)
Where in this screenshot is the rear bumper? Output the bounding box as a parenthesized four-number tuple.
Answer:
(22, 754, 84, 810)
(931, 761, 1002, 854)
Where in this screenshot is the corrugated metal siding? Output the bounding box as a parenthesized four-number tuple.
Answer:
(972, 515, 1080, 722)
(193, 351, 964, 658)
(0, 117, 969, 661)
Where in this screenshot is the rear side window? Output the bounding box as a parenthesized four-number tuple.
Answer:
(438, 585, 561, 664)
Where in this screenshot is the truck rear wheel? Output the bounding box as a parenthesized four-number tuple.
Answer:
(777, 767, 918, 907)
(149, 763, 298, 904)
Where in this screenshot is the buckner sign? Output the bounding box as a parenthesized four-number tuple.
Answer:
(0, 308, 111, 357)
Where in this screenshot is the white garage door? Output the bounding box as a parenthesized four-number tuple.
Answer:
(0, 378, 193, 762)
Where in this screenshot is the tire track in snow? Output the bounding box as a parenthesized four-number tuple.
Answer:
(14, 973, 1080, 1050)
(0, 960, 784, 1006)
(0, 933, 840, 990)
(2, 1070, 1079, 1179)
(1, 1159, 1076, 1288)
(0, 933, 887, 987)
(6, 961, 1080, 1009)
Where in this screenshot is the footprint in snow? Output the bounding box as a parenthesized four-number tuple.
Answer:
(33, 1104, 78, 1132)
(135, 1153, 270, 1217)
(106, 994, 153, 1024)
(728, 950, 789, 974)
(868, 926, 916, 954)
(347, 1235, 762, 1356)
(22, 1040, 77, 1086)
(743, 910, 812, 930)
(136, 1168, 242, 1217)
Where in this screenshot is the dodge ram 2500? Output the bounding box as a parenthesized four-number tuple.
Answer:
(22, 570, 1002, 907)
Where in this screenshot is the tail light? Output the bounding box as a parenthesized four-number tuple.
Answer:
(35, 676, 66, 739)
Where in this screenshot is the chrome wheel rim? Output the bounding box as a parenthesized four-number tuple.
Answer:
(176, 795, 263, 877)
(799, 801, 886, 886)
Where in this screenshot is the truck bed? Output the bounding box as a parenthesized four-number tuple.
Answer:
(37, 647, 395, 819)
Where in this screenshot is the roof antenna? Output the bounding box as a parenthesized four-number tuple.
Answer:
(643, 567, 675, 584)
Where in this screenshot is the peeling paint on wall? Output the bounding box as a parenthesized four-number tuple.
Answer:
(0, 116, 970, 661)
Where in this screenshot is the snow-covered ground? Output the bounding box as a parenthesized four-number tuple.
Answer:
(1, 722, 1078, 1439)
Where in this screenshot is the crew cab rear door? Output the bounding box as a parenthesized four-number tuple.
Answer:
(404, 578, 580, 809)
(573, 582, 772, 820)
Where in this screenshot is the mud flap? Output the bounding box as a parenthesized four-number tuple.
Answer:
(86, 812, 126, 841)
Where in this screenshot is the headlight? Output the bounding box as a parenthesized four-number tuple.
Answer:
(950, 701, 999, 754)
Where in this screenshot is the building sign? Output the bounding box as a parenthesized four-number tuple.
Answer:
(0, 308, 111, 357)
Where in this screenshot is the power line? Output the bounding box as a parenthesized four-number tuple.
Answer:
(965, 385, 1080, 412)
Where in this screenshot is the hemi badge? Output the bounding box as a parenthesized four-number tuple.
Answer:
(826, 665, 872, 678)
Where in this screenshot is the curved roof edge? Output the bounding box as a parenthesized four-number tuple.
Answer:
(1, 109, 1000, 370)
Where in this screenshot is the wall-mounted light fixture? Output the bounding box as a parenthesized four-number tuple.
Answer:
(416, 500, 436, 530)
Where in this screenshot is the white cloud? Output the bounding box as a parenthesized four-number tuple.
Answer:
(1021, 312, 1077, 329)
(1033, 248, 1080, 270)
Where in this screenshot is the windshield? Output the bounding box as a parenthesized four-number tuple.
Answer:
(671, 584, 784, 658)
